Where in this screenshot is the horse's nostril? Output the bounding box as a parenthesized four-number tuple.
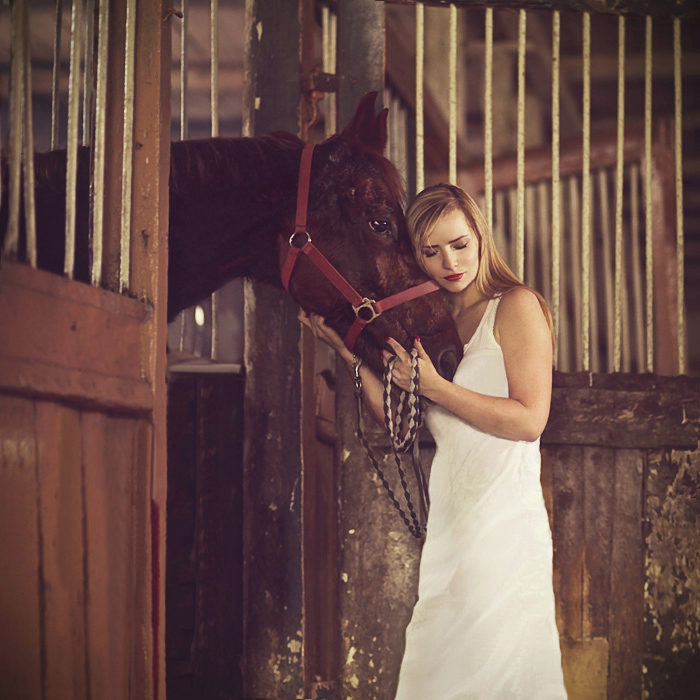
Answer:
(437, 348, 458, 381)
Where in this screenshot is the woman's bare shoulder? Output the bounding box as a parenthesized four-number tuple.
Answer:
(495, 287, 549, 343)
(498, 286, 545, 319)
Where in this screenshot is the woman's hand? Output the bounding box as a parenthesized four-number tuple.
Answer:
(382, 336, 444, 395)
(298, 310, 353, 362)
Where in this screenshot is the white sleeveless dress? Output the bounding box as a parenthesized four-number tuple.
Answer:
(394, 296, 567, 700)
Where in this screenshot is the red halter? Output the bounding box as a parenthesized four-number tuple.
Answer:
(281, 143, 440, 352)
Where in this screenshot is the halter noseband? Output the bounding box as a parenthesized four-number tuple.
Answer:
(281, 143, 440, 352)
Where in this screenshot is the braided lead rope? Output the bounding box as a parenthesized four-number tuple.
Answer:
(353, 356, 424, 539)
(383, 350, 421, 453)
(383, 350, 431, 521)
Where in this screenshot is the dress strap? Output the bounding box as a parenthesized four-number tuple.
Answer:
(484, 295, 502, 334)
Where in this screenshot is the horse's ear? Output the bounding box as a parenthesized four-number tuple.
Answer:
(342, 91, 388, 155)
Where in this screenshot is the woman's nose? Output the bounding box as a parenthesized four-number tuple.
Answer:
(443, 251, 457, 270)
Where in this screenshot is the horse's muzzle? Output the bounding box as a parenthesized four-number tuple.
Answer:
(437, 346, 459, 381)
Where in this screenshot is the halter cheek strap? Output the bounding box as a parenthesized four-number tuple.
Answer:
(281, 143, 440, 352)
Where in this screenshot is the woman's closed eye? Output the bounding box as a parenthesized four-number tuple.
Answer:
(423, 241, 469, 258)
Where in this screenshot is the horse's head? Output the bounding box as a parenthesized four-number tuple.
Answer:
(282, 92, 461, 379)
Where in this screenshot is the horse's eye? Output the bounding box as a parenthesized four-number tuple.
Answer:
(368, 219, 391, 235)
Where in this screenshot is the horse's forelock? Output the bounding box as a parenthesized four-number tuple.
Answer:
(364, 148, 406, 210)
(169, 132, 304, 195)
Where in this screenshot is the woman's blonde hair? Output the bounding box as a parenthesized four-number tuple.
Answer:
(407, 183, 554, 344)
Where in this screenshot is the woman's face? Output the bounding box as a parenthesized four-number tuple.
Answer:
(419, 209, 480, 294)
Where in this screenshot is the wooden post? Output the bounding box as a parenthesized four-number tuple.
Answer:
(242, 0, 308, 697)
(336, 4, 424, 700)
(128, 2, 172, 697)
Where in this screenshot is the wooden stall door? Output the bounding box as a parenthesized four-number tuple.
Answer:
(0, 3, 171, 699)
(542, 373, 700, 700)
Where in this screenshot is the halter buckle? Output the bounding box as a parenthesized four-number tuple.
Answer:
(354, 297, 381, 324)
(289, 231, 311, 248)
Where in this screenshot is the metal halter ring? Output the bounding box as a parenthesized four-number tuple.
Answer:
(289, 231, 311, 248)
(354, 297, 381, 324)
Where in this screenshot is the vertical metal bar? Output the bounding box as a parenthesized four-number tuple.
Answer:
(629, 163, 645, 371)
(569, 176, 583, 371)
(515, 9, 526, 281)
(210, 0, 220, 360)
(613, 15, 625, 372)
(551, 10, 561, 366)
(21, 0, 37, 268)
(51, 0, 64, 150)
(322, 5, 338, 139)
(581, 12, 592, 372)
(415, 2, 424, 194)
(322, 5, 330, 137)
(673, 17, 685, 375)
(90, 0, 110, 286)
(448, 4, 457, 185)
(493, 188, 506, 255)
(82, 0, 95, 146)
(329, 10, 337, 136)
(120, 0, 136, 291)
(177, 0, 189, 353)
(525, 184, 536, 287)
(180, 0, 189, 140)
(484, 7, 493, 231)
(210, 0, 219, 138)
(644, 16, 653, 372)
(64, 0, 83, 278)
(5, 0, 24, 258)
(538, 180, 551, 303)
(598, 169, 614, 372)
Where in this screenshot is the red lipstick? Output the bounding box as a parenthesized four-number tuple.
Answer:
(444, 273, 464, 282)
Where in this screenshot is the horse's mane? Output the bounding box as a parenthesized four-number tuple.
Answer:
(169, 131, 304, 196)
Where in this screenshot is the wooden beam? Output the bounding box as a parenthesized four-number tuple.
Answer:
(542, 371, 700, 449)
(383, 1, 700, 20)
(561, 51, 700, 80)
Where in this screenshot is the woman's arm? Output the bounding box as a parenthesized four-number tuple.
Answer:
(386, 287, 553, 442)
(298, 311, 389, 427)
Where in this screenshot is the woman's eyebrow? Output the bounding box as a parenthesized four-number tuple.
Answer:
(422, 234, 469, 250)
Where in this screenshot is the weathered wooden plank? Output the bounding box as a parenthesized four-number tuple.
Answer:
(35, 402, 87, 699)
(82, 413, 136, 700)
(543, 372, 700, 450)
(551, 445, 585, 642)
(0, 262, 152, 412)
(642, 447, 700, 700)
(384, 0, 700, 19)
(609, 449, 644, 700)
(583, 446, 613, 640)
(302, 333, 341, 695)
(0, 394, 42, 700)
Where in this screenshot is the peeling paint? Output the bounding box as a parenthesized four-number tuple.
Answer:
(644, 448, 700, 698)
(346, 645, 357, 666)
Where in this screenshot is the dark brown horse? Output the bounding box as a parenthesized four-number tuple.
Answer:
(3, 92, 461, 377)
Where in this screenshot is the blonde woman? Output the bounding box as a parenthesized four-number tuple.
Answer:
(301, 184, 567, 699)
